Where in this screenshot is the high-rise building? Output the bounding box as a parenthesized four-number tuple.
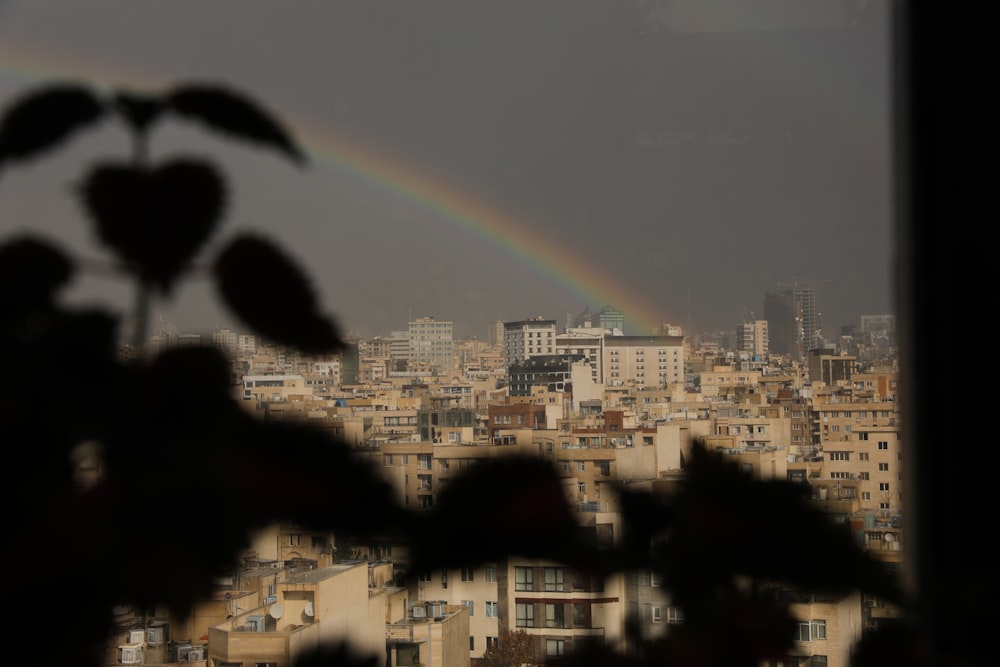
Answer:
(736, 319, 769, 358)
(597, 305, 624, 333)
(764, 288, 820, 360)
(488, 320, 506, 348)
(503, 317, 558, 365)
(408, 317, 454, 371)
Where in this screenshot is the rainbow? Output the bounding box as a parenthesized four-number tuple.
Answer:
(0, 40, 666, 334)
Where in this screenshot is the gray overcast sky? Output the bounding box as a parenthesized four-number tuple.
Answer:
(0, 1, 895, 340)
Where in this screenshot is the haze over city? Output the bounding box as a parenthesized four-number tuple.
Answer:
(0, 1, 894, 340)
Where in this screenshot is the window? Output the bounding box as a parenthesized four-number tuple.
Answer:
(741, 463, 753, 474)
(484, 565, 496, 583)
(418, 571, 432, 582)
(859, 452, 870, 461)
(514, 567, 533, 591)
(469, 637, 475, 651)
(828, 452, 849, 461)
(811, 656, 828, 666)
(546, 639, 565, 657)
(515, 602, 534, 627)
(577, 461, 586, 472)
(418, 454, 432, 469)
(667, 606, 685, 624)
(545, 603, 565, 628)
(486, 637, 498, 650)
(485, 601, 498, 618)
(461, 567, 474, 581)
(288, 534, 301, 546)
(652, 606, 662, 623)
(462, 600, 474, 616)
(880, 482, 890, 491)
(574, 603, 587, 627)
(544, 567, 565, 591)
(878, 441, 889, 450)
(859, 472, 870, 480)
(862, 492, 871, 500)
(878, 462, 889, 471)
(797, 619, 827, 641)
(395, 647, 419, 667)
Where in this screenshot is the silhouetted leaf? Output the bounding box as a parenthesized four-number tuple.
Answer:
(0, 84, 104, 165)
(406, 455, 600, 576)
(234, 419, 407, 538)
(112, 90, 166, 133)
(80, 159, 227, 291)
(0, 235, 74, 315)
(166, 84, 305, 164)
(213, 233, 342, 354)
(291, 642, 381, 667)
(656, 443, 904, 613)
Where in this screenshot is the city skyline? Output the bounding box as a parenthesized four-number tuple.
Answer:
(0, 1, 895, 339)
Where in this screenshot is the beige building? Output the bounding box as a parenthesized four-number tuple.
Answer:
(499, 558, 627, 660)
(387, 602, 471, 667)
(784, 590, 865, 667)
(503, 317, 558, 364)
(408, 317, 455, 372)
(602, 336, 684, 389)
(208, 562, 385, 667)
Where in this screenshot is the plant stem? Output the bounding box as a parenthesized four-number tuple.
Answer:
(129, 129, 150, 352)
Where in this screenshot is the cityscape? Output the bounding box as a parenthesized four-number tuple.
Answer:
(93, 284, 901, 667)
(0, 4, 912, 666)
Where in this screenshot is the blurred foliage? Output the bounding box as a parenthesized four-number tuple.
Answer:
(1, 82, 920, 667)
(481, 629, 537, 667)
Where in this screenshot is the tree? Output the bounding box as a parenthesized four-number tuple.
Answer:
(481, 629, 537, 667)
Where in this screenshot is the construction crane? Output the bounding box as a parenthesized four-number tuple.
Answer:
(776, 277, 831, 289)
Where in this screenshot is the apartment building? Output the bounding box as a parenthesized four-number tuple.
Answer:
(408, 317, 454, 372)
(388, 602, 471, 667)
(411, 564, 500, 661)
(207, 562, 386, 667)
(808, 350, 858, 386)
(602, 336, 684, 389)
(499, 559, 627, 661)
(783, 590, 865, 667)
(736, 318, 769, 358)
(698, 365, 762, 399)
(240, 373, 312, 405)
(504, 317, 558, 364)
(554, 326, 607, 383)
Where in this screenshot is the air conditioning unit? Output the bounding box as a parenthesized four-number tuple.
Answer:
(127, 630, 145, 645)
(187, 647, 205, 661)
(412, 605, 427, 619)
(118, 645, 143, 665)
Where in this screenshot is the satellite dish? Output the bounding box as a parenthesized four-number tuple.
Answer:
(268, 603, 284, 619)
(884, 533, 894, 542)
(304, 602, 314, 617)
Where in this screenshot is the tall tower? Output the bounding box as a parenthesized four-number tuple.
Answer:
(764, 287, 820, 361)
